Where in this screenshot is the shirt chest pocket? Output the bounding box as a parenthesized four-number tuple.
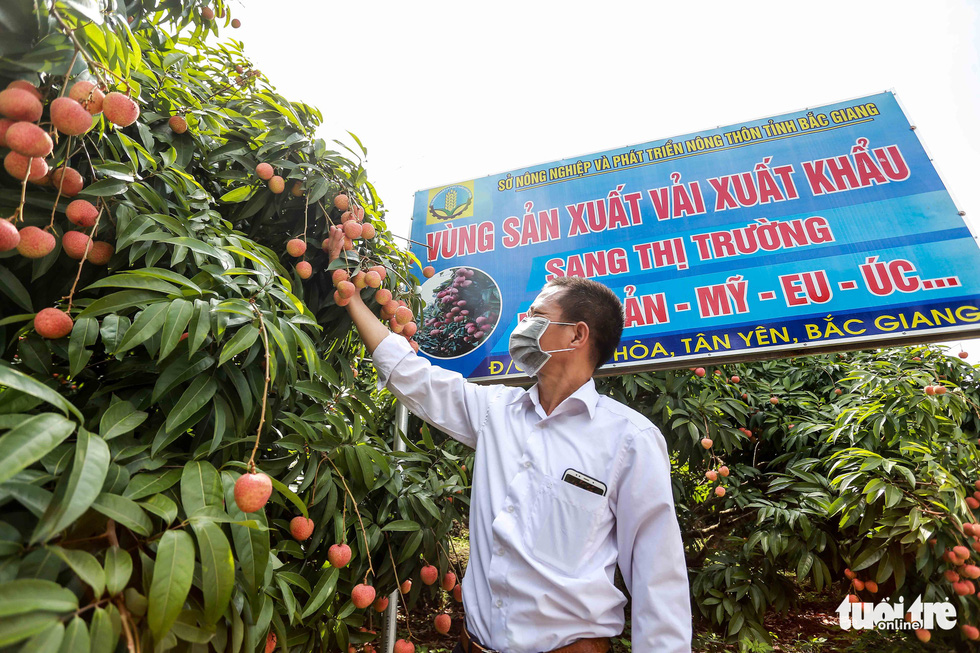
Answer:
(525, 473, 609, 576)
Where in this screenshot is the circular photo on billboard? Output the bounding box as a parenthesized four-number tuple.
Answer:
(416, 266, 502, 359)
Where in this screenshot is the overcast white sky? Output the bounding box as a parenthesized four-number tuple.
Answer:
(229, 0, 980, 361)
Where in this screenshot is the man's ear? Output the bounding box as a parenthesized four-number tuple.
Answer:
(571, 321, 590, 349)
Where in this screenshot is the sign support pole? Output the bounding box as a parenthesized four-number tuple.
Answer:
(381, 401, 410, 653)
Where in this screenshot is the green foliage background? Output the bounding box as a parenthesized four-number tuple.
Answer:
(0, 2, 466, 652)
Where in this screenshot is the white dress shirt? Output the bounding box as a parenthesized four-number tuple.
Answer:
(373, 333, 692, 653)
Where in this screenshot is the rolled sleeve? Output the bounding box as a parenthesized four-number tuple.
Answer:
(370, 332, 493, 448)
(614, 427, 692, 652)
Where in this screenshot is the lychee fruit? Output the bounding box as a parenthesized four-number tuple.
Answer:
(389, 318, 404, 334)
(434, 613, 451, 634)
(4, 151, 48, 181)
(268, 176, 284, 194)
(0, 118, 12, 148)
(700, 438, 713, 449)
(263, 632, 276, 653)
(694, 368, 706, 377)
(393, 641, 414, 653)
(400, 579, 412, 594)
(34, 307, 73, 339)
(66, 199, 99, 228)
(50, 167, 83, 195)
(453, 584, 462, 602)
(963, 625, 980, 641)
(5, 122, 52, 157)
(0, 88, 43, 122)
(289, 516, 314, 541)
(102, 93, 140, 127)
(368, 265, 387, 281)
(960, 351, 969, 359)
(256, 163, 273, 180)
(395, 306, 413, 325)
(68, 81, 104, 114)
(865, 580, 878, 593)
(375, 288, 392, 305)
(286, 238, 306, 257)
(730, 375, 740, 384)
(233, 472, 273, 513)
(770, 396, 779, 405)
(5, 80, 41, 100)
(290, 181, 303, 197)
(343, 221, 362, 239)
(343, 236, 353, 251)
(705, 470, 718, 481)
(62, 231, 92, 259)
(718, 466, 729, 477)
(441, 572, 456, 592)
(336, 280, 356, 299)
(201, 6, 214, 20)
(168, 116, 187, 134)
(296, 261, 312, 279)
(231, 18, 241, 28)
(50, 97, 95, 135)
(16, 225, 55, 258)
(423, 265, 435, 278)
(402, 322, 417, 339)
(351, 584, 376, 609)
(0, 219, 19, 251)
(86, 241, 113, 265)
(372, 596, 389, 612)
(361, 223, 376, 239)
(334, 194, 349, 211)
(334, 291, 350, 307)
(352, 271, 367, 289)
(714, 486, 726, 497)
(420, 565, 438, 585)
(364, 270, 381, 288)
(327, 543, 352, 568)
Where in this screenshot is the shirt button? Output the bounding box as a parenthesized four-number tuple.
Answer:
(497, 548, 505, 556)
(507, 505, 515, 513)
(496, 599, 503, 607)
(524, 461, 532, 468)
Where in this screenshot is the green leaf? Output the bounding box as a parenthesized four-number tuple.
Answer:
(31, 429, 110, 543)
(104, 546, 132, 596)
(59, 616, 90, 652)
(113, 302, 168, 354)
(301, 567, 338, 619)
(0, 265, 32, 312)
(223, 472, 269, 592)
(88, 607, 117, 653)
(218, 324, 259, 366)
(190, 521, 234, 626)
(79, 178, 129, 196)
(158, 299, 193, 360)
(0, 580, 78, 617)
(0, 413, 76, 484)
(219, 186, 254, 203)
(0, 613, 61, 648)
(187, 300, 211, 355)
(267, 475, 307, 519)
(123, 468, 181, 501)
(139, 494, 178, 524)
(0, 367, 83, 421)
(99, 400, 148, 440)
(381, 520, 420, 532)
(91, 493, 152, 536)
(47, 546, 105, 596)
(16, 620, 63, 653)
(147, 530, 195, 638)
(181, 461, 223, 516)
(68, 316, 98, 377)
(165, 376, 217, 434)
(77, 290, 163, 318)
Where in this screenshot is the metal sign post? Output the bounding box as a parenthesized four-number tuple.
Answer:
(381, 401, 410, 653)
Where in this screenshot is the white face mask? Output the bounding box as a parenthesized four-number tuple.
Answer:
(508, 315, 577, 377)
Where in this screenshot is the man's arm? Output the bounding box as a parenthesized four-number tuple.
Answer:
(328, 225, 496, 447)
(614, 427, 693, 652)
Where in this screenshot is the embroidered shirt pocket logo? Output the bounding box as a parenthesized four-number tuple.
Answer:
(528, 474, 608, 576)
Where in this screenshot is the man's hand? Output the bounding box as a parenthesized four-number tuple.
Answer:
(325, 224, 345, 263)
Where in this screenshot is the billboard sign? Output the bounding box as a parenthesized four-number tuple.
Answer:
(408, 92, 980, 382)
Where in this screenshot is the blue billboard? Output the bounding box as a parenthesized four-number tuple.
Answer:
(408, 92, 980, 382)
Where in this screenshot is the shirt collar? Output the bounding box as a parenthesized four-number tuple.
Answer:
(507, 377, 599, 420)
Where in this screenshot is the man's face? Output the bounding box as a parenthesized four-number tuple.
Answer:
(526, 286, 574, 359)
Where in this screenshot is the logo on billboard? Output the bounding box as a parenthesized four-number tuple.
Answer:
(427, 182, 474, 225)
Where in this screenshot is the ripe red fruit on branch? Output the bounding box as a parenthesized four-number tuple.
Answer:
(963, 625, 980, 641)
(234, 472, 273, 513)
(51, 97, 95, 135)
(423, 265, 435, 278)
(4, 151, 48, 181)
(718, 466, 730, 477)
(336, 280, 355, 299)
(201, 6, 215, 20)
(62, 231, 92, 259)
(102, 92, 140, 127)
(395, 306, 413, 325)
(914, 628, 930, 642)
(0, 88, 43, 122)
(694, 368, 705, 377)
(420, 565, 438, 585)
(256, 163, 273, 180)
(296, 261, 312, 279)
(16, 226, 54, 258)
(834, 388, 843, 395)
(334, 194, 350, 211)
(375, 288, 392, 305)
(924, 385, 935, 396)
(864, 581, 878, 593)
(960, 351, 969, 359)
(286, 238, 306, 257)
(69, 81, 104, 114)
(441, 572, 456, 592)
(700, 438, 713, 449)
(453, 584, 462, 602)
(268, 176, 285, 194)
(954, 545, 971, 561)
(328, 543, 351, 568)
(66, 199, 98, 227)
(231, 18, 241, 28)
(373, 596, 389, 612)
(361, 222, 376, 239)
(5, 121, 52, 157)
(705, 470, 718, 481)
(714, 486, 726, 497)
(847, 594, 860, 604)
(364, 270, 382, 288)
(51, 167, 83, 195)
(264, 632, 276, 653)
(6, 80, 41, 100)
(351, 584, 376, 609)
(86, 241, 114, 265)
(400, 579, 412, 594)
(844, 568, 856, 580)
(769, 396, 779, 405)
(34, 308, 73, 339)
(289, 516, 314, 541)
(168, 115, 187, 134)
(434, 613, 451, 634)
(393, 641, 415, 653)
(0, 220, 19, 252)
(730, 375, 740, 384)
(852, 579, 865, 591)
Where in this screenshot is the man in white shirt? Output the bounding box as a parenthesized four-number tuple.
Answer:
(326, 226, 692, 652)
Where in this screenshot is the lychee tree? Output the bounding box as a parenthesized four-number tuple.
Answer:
(596, 345, 980, 647)
(0, 2, 460, 652)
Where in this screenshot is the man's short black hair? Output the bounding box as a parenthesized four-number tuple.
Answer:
(544, 276, 624, 373)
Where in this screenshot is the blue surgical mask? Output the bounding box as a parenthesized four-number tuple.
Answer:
(508, 315, 577, 377)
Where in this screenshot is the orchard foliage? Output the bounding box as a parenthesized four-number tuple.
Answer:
(598, 344, 980, 646)
(0, 2, 461, 652)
